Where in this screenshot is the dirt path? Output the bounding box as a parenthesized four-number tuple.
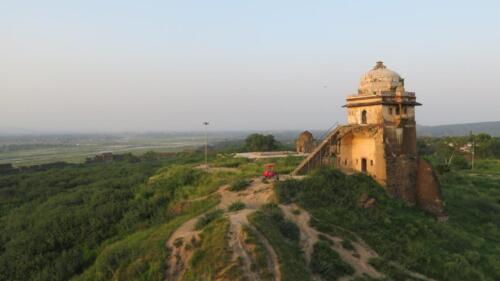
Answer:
(165, 179, 281, 281)
(165, 215, 203, 281)
(280, 204, 382, 280)
(228, 209, 262, 281)
(220, 181, 281, 281)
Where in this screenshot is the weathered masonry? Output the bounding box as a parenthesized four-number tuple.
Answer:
(294, 62, 445, 217)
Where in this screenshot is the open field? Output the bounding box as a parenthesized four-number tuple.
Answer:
(0, 133, 226, 166)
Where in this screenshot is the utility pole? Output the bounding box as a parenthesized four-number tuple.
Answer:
(470, 131, 475, 170)
(203, 122, 209, 168)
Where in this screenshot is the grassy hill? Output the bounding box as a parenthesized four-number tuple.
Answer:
(0, 149, 499, 281)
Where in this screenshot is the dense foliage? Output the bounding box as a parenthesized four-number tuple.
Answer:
(310, 240, 354, 280)
(0, 153, 215, 281)
(418, 133, 500, 170)
(244, 133, 281, 152)
(249, 203, 311, 281)
(276, 167, 500, 281)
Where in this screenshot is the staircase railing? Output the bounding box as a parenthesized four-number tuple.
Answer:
(293, 123, 341, 175)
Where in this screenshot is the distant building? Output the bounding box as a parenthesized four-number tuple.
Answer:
(296, 131, 314, 153)
(294, 62, 445, 217)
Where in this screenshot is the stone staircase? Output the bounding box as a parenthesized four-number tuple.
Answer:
(292, 124, 342, 175)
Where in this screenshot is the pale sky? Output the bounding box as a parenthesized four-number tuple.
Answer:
(1, 0, 499, 132)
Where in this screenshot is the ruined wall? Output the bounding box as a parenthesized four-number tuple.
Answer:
(416, 159, 446, 217)
(296, 132, 314, 153)
(383, 120, 418, 206)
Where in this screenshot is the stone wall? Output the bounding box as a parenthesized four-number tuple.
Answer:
(416, 159, 446, 218)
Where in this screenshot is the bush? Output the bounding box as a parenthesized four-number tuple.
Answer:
(435, 164, 451, 174)
(229, 179, 251, 192)
(228, 201, 246, 212)
(310, 240, 354, 280)
(249, 204, 312, 281)
(195, 210, 223, 230)
(450, 155, 470, 170)
(275, 179, 303, 204)
(341, 239, 355, 251)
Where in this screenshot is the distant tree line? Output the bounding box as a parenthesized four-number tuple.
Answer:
(244, 133, 282, 152)
(418, 133, 500, 172)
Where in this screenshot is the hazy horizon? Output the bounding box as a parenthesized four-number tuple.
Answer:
(2, 1, 500, 132)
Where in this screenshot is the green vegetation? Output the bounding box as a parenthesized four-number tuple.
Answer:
(0, 152, 222, 281)
(183, 217, 244, 280)
(242, 225, 274, 281)
(249, 203, 311, 281)
(276, 167, 500, 281)
(418, 133, 500, 171)
(229, 178, 252, 191)
(244, 133, 281, 151)
(341, 239, 355, 251)
(310, 240, 354, 280)
(194, 209, 223, 230)
(75, 197, 218, 281)
(228, 201, 246, 212)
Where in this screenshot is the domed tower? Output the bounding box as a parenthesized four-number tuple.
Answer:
(296, 130, 314, 153)
(341, 61, 421, 204)
(294, 61, 444, 216)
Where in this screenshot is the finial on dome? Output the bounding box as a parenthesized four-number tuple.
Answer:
(373, 61, 386, 70)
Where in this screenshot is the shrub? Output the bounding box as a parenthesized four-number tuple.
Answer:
(275, 179, 303, 204)
(435, 164, 451, 174)
(341, 239, 355, 251)
(228, 201, 245, 212)
(195, 210, 223, 230)
(310, 240, 354, 280)
(229, 179, 251, 191)
(450, 155, 470, 170)
(249, 204, 312, 281)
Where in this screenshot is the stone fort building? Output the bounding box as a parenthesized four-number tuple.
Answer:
(296, 130, 315, 153)
(294, 62, 445, 217)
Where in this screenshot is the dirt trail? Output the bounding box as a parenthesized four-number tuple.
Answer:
(220, 181, 281, 281)
(280, 204, 382, 280)
(228, 209, 262, 281)
(245, 223, 282, 281)
(165, 179, 281, 281)
(165, 215, 203, 281)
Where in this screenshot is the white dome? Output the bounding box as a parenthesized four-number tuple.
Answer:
(358, 61, 403, 95)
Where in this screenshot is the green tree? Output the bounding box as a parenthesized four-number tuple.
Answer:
(244, 134, 280, 152)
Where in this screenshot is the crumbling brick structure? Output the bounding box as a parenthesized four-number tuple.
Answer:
(296, 130, 314, 153)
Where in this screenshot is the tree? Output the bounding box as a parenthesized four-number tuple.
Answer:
(244, 134, 280, 152)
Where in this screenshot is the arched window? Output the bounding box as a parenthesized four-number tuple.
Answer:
(361, 110, 367, 124)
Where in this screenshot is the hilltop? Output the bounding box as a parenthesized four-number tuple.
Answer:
(1, 150, 499, 281)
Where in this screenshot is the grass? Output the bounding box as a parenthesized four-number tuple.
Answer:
(73, 196, 219, 281)
(194, 209, 223, 230)
(341, 239, 355, 251)
(249, 203, 312, 281)
(310, 240, 354, 280)
(242, 225, 274, 281)
(183, 217, 245, 281)
(229, 178, 252, 191)
(228, 201, 246, 212)
(275, 167, 500, 281)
